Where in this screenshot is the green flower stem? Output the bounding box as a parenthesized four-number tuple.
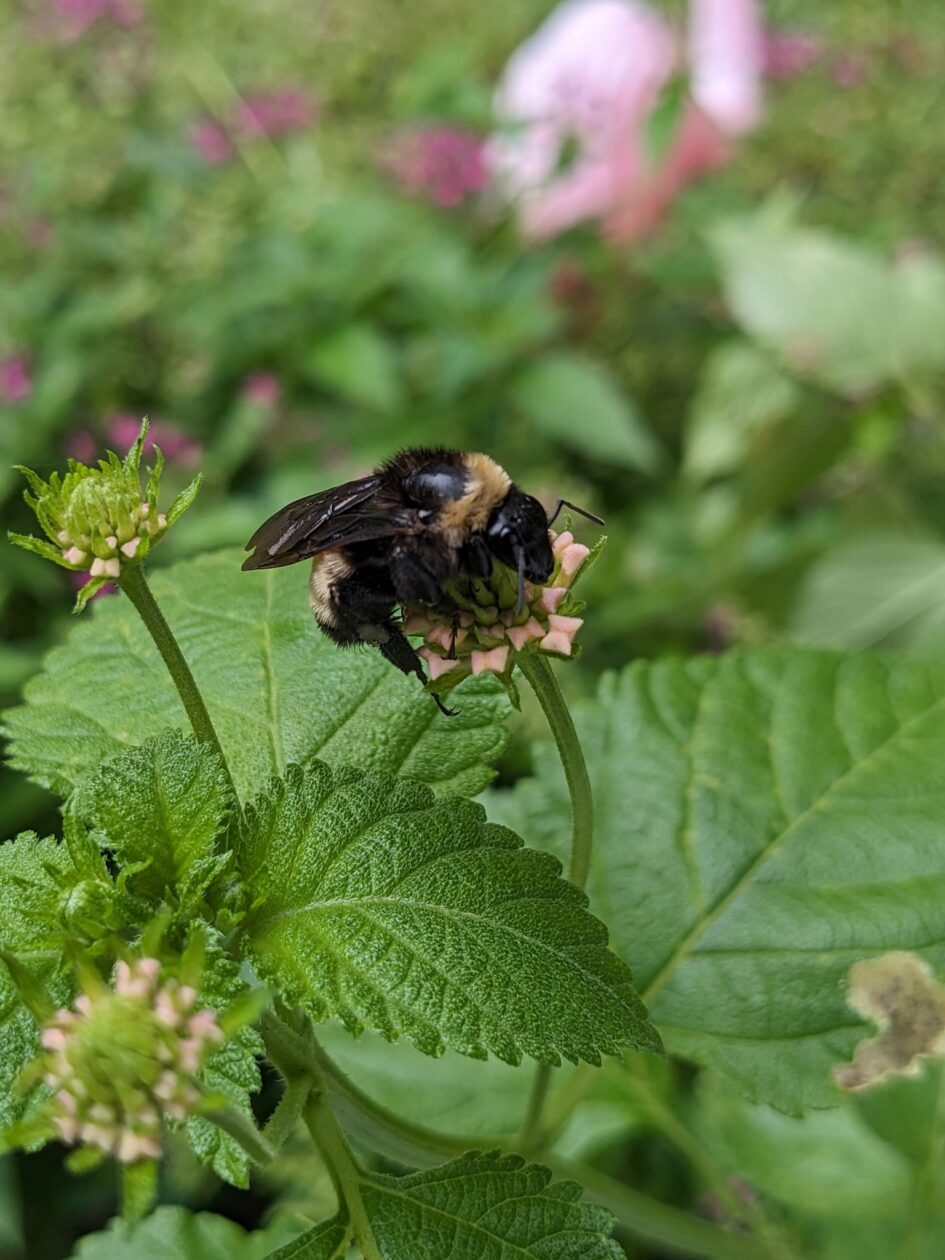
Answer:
(118, 564, 236, 798)
(517, 652, 594, 1153)
(517, 653, 593, 888)
(303, 1091, 380, 1260)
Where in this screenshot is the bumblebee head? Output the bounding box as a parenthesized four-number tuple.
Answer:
(486, 487, 554, 609)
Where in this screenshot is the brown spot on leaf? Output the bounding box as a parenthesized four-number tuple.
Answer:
(834, 951, 945, 1092)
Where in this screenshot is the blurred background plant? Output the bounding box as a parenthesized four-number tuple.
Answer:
(2, 0, 945, 1254)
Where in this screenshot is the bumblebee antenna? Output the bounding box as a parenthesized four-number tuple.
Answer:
(547, 498, 605, 528)
(516, 547, 526, 614)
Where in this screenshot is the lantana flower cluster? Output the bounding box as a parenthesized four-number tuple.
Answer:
(9, 418, 200, 610)
(407, 528, 601, 697)
(39, 958, 223, 1165)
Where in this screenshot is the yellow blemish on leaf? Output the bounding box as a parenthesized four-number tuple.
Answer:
(834, 951, 945, 1092)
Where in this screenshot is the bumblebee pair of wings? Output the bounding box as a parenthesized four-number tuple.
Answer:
(241, 475, 404, 571)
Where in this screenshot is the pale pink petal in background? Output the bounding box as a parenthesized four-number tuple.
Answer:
(688, 0, 765, 135)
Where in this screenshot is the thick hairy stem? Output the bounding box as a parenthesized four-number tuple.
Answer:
(118, 564, 236, 798)
(517, 652, 594, 1151)
(303, 1091, 381, 1260)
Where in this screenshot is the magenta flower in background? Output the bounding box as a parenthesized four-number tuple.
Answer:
(381, 128, 489, 208)
(763, 29, 824, 78)
(0, 357, 32, 405)
(234, 88, 317, 139)
(70, 570, 116, 601)
(488, 0, 764, 241)
(242, 372, 282, 407)
(190, 121, 234, 166)
(44, 0, 141, 41)
(832, 52, 870, 88)
(65, 429, 98, 463)
(107, 414, 203, 467)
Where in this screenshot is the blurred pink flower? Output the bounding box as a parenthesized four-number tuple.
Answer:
(46, 0, 141, 41)
(488, 0, 763, 240)
(763, 29, 824, 78)
(831, 52, 869, 88)
(65, 429, 98, 463)
(242, 373, 282, 407)
(0, 356, 32, 404)
(381, 128, 489, 208)
(107, 414, 202, 467)
(190, 121, 234, 166)
(234, 89, 317, 138)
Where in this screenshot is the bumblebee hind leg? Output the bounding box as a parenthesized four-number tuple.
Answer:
(376, 622, 458, 717)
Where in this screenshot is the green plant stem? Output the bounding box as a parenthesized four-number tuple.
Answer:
(118, 564, 235, 796)
(303, 1092, 381, 1260)
(517, 652, 595, 1152)
(262, 1073, 313, 1152)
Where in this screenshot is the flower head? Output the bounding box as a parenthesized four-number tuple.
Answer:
(9, 418, 201, 611)
(32, 959, 224, 1165)
(487, 0, 764, 240)
(0, 356, 32, 405)
(381, 127, 489, 208)
(407, 524, 602, 701)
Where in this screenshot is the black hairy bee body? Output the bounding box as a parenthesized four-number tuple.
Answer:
(243, 448, 594, 714)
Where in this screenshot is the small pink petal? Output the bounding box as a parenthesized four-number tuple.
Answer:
(418, 646, 461, 680)
(188, 1009, 223, 1041)
(179, 1039, 202, 1073)
(506, 623, 535, 651)
(177, 985, 197, 1011)
(471, 646, 509, 675)
(540, 630, 573, 656)
(54, 1116, 79, 1144)
(560, 542, 590, 576)
(551, 531, 574, 556)
(63, 546, 87, 566)
(425, 623, 454, 651)
(121, 537, 141, 559)
(403, 613, 432, 635)
(535, 586, 567, 614)
(459, 611, 475, 627)
(136, 958, 161, 982)
(548, 613, 584, 638)
(42, 1027, 67, 1051)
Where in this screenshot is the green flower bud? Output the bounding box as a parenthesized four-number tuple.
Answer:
(8, 419, 201, 611)
(36, 958, 224, 1164)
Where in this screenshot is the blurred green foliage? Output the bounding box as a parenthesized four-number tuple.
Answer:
(2, 0, 945, 1254)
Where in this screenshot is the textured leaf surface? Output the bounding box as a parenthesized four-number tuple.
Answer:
(275, 1153, 622, 1260)
(490, 649, 945, 1109)
(185, 924, 263, 1187)
(79, 731, 231, 901)
(72, 1206, 300, 1259)
(264, 1218, 350, 1260)
(363, 1152, 623, 1259)
(240, 761, 658, 1064)
(0, 834, 72, 1129)
(3, 549, 509, 803)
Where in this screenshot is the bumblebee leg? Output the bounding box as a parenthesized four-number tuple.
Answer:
(376, 622, 458, 717)
(389, 546, 444, 605)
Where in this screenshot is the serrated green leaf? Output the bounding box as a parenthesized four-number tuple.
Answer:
(166, 472, 203, 527)
(0, 834, 72, 1130)
(185, 923, 263, 1187)
(240, 761, 658, 1065)
(78, 731, 231, 903)
(3, 549, 508, 803)
(263, 1217, 350, 1260)
(361, 1151, 623, 1259)
(509, 352, 664, 474)
(490, 649, 945, 1110)
(71, 1206, 301, 1260)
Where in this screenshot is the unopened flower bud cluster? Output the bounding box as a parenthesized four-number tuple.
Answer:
(41, 958, 223, 1164)
(56, 489, 166, 580)
(406, 529, 593, 686)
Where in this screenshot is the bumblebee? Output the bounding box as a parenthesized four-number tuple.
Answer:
(242, 448, 599, 714)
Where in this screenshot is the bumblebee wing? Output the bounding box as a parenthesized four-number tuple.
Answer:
(242, 475, 400, 570)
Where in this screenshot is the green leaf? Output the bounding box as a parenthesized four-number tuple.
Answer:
(509, 352, 664, 474)
(791, 533, 945, 650)
(3, 549, 509, 802)
(72, 1206, 302, 1260)
(490, 649, 945, 1110)
(78, 731, 231, 902)
(263, 1218, 350, 1260)
(710, 201, 945, 395)
(682, 342, 801, 481)
(185, 923, 264, 1187)
(305, 323, 403, 414)
(240, 761, 658, 1065)
(0, 834, 72, 1130)
(362, 1151, 623, 1259)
